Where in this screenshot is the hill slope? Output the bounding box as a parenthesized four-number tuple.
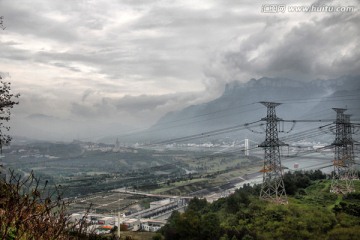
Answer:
(159, 171, 360, 240)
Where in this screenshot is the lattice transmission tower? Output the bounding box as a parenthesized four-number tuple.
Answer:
(258, 102, 288, 204)
(344, 114, 358, 182)
(330, 108, 355, 194)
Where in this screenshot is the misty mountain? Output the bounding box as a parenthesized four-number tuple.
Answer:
(111, 76, 360, 144)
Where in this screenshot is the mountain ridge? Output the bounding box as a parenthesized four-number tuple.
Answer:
(102, 75, 360, 143)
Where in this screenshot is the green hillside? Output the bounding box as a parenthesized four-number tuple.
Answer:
(159, 171, 360, 240)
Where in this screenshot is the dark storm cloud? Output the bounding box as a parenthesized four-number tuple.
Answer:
(205, 11, 360, 83)
(265, 14, 360, 78)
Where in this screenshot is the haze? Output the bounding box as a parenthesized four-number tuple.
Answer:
(0, 0, 359, 141)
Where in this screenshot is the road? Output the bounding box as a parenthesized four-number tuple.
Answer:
(112, 189, 193, 200)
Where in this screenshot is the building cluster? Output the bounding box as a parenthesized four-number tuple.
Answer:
(74, 139, 138, 153)
(69, 197, 186, 235)
(70, 212, 166, 235)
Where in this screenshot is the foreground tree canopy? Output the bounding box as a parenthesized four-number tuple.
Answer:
(0, 75, 19, 150)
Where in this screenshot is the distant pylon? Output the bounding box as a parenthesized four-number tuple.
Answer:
(344, 114, 358, 183)
(244, 138, 249, 156)
(258, 102, 287, 204)
(330, 109, 354, 194)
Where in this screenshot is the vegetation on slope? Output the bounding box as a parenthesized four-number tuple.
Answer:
(0, 170, 109, 239)
(159, 170, 360, 240)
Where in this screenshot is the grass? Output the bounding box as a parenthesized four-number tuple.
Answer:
(150, 159, 262, 196)
(101, 231, 156, 240)
(151, 178, 208, 194)
(119, 231, 156, 240)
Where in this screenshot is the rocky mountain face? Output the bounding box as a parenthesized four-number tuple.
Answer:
(140, 76, 359, 141)
(105, 76, 359, 144)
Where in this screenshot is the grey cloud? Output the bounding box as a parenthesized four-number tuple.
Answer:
(71, 102, 97, 118)
(2, 0, 262, 95)
(0, 1, 79, 42)
(70, 92, 203, 122)
(71, 98, 117, 119)
(130, 1, 261, 31)
(0, 72, 11, 79)
(2, 0, 359, 141)
(27, 113, 57, 120)
(82, 89, 93, 102)
(34, 44, 201, 84)
(115, 94, 175, 111)
(0, 44, 31, 61)
(3, 41, 20, 46)
(52, 62, 81, 72)
(266, 14, 360, 79)
(205, 11, 360, 84)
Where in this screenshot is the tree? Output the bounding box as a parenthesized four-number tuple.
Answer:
(0, 16, 19, 151)
(0, 170, 91, 239)
(0, 16, 5, 30)
(200, 213, 220, 240)
(0, 76, 19, 151)
(187, 197, 208, 212)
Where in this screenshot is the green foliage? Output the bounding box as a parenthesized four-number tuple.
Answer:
(283, 170, 326, 195)
(200, 213, 221, 240)
(334, 201, 360, 217)
(225, 190, 250, 213)
(187, 197, 208, 213)
(219, 234, 229, 240)
(159, 171, 360, 240)
(242, 235, 253, 240)
(343, 192, 360, 201)
(161, 209, 221, 240)
(327, 226, 360, 240)
(152, 233, 163, 240)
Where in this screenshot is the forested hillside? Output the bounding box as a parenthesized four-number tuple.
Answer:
(159, 171, 360, 240)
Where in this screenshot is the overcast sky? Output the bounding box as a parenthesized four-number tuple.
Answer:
(0, 0, 359, 141)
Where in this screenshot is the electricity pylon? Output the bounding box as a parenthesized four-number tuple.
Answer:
(344, 114, 358, 183)
(258, 102, 287, 204)
(330, 108, 354, 194)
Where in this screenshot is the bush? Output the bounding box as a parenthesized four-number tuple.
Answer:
(0, 170, 90, 239)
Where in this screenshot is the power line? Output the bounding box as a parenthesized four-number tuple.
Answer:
(76, 93, 360, 142)
(149, 120, 262, 146)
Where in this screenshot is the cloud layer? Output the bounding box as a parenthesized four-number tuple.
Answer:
(0, 0, 359, 141)
(205, 12, 360, 84)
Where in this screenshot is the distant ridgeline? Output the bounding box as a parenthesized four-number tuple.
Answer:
(104, 75, 360, 143)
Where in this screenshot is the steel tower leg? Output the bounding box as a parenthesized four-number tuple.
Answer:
(258, 102, 287, 204)
(330, 108, 354, 194)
